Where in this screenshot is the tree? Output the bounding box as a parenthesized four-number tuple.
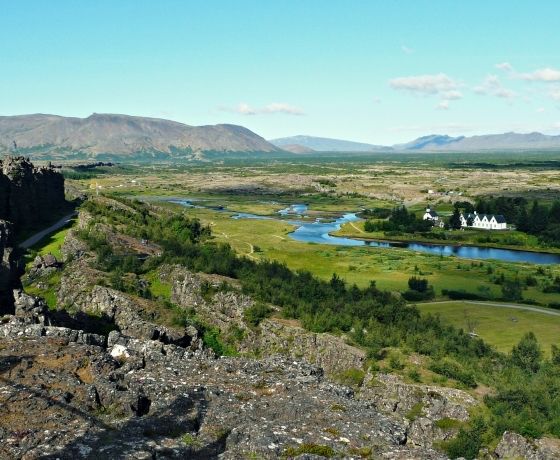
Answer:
(449, 208, 462, 230)
(529, 201, 548, 234)
(516, 205, 530, 232)
(408, 276, 428, 292)
(511, 332, 542, 373)
(549, 201, 560, 224)
(502, 279, 522, 301)
(551, 344, 560, 366)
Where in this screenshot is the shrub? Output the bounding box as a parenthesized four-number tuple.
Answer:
(408, 368, 421, 382)
(510, 332, 542, 373)
(441, 417, 486, 460)
(406, 402, 424, 421)
(243, 302, 273, 326)
(429, 358, 477, 388)
(442, 289, 489, 301)
(334, 368, 365, 388)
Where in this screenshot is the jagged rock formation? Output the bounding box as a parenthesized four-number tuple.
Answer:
(2, 292, 559, 459)
(11, 205, 560, 459)
(0, 220, 17, 311)
(0, 302, 444, 459)
(0, 155, 65, 232)
(168, 265, 367, 376)
(0, 156, 66, 312)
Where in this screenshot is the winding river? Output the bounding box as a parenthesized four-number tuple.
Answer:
(171, 200, 560, 265)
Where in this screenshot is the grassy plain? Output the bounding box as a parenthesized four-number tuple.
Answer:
(417, 301, 560, 356)
(64, 152, 560, 306)
(24, 220, 75, 268)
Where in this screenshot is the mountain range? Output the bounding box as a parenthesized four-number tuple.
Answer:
(270, 133, 560, 152)
(0, 113, 280, 159)
(270, 135, 387, 152)
(1, 113, 560, 160)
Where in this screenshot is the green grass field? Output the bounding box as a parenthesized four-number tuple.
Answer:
(24, 219, 76, 268)
(418, 301, 560, 356)
(169, 205, 560, 305)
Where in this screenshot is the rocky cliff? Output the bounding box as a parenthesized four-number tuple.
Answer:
(2, 291, 559, 459)
(0, 220, 17, 311)
(0, 156, 66, 312)
(0, 155, 65, 232)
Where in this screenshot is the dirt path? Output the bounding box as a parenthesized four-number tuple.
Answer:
(19, 213, 77, 249)
(417, 300, 560, 317)
(349, 221, 365, 234)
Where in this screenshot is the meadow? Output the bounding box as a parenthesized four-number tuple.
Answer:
(63, 151, 560, 311)
(417, 301, 560, 355)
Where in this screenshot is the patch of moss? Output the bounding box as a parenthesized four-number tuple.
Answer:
(283, 443, 335, 458)
(333, 368, 365, 388)
(435, 418, 463, 430)
(406, 402, 424, 421)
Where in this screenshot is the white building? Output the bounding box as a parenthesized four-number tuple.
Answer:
(423, 208, 444, 227)
(460, 211, 507, 230)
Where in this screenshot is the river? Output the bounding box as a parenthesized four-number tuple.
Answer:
(170, 200, 560, 265)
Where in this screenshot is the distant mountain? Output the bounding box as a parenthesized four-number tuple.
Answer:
(273, 132, 560, 153)
(395, 132, 560, 151)
(270, 135, 389, 152)
(394, 134, 465, 150)
(0, 113, 280, 159)
(280, 144, 315, 154)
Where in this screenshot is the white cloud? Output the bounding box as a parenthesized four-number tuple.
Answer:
(236, 103, 257, 115)
(401, 45, 414, 54)
(552, 122, 560, 130)
(474, 75, 516, 99)
(389, 73, 459, 95)
(262, 103, 305, 115)
(536, 107, 546, 113)
(495, 62, 514, 72)
(373, 96, 382, 104)
(495, 88, 516, 99)
(221, 102, 305, 116)
(519, 67, 560, 82)
(436, 100, 449, 110)
(550, 88, 560, 101)
(442, 90, 463, 100)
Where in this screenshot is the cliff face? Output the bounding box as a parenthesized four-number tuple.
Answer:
(0, 220, 16, 311)
(0, 156, 65, 312)
(0, 156, 65, 232)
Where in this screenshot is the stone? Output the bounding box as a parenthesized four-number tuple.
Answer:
(495, 431, 560, 460)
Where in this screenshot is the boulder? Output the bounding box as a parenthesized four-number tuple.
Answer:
(495, 431, 560, 460)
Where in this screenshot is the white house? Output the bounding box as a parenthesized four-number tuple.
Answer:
(423, 208, 444, 227)
(460, 211, 507, 230)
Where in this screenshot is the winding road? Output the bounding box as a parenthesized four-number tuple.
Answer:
(417, 300, 560, 317)
(19, 212, 77, 249)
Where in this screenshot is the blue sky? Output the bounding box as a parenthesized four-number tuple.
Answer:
(2, 1, 560, 144)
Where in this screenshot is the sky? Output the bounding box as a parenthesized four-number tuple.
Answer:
(1, 0, 560, 144)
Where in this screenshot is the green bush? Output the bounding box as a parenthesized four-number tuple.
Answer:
(334, 368, 365, 388)
(429, 358, 477, 388)
(441, 417, 486, 460)
(243, 303, 273, 326)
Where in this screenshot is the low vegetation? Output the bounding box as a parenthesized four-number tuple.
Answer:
(57, 196, 559, 458)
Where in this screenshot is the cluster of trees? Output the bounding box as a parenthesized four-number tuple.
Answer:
(402, 276, 435, 301)
(77, 197, 560, 458)
(364, 206, 432, 233)
(473, 196, 560, 245)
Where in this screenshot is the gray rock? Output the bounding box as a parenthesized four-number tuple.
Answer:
(495, 431, 560, 460)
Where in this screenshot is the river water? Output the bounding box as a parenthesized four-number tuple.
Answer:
(171, 200, 560, 264)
